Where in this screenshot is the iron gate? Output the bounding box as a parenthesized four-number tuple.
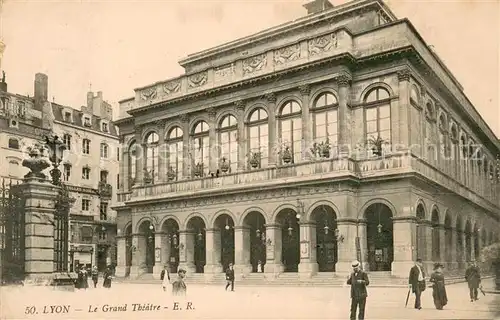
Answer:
(53, 184, 70, 272)
(0, 179, 25, 284)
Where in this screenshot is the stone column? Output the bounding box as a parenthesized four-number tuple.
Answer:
(178, 230, 196, 274)
(134, 130, 144, 184)
(449, 228, 458, 271)
(423, 221, 434, 272)
(299, 85, 312, 158)
(397, 68, 411, 150)
(265, 93, 278, 167)
(264, 224, 284, 277)
(23, 180, 58, 281)
(129, 233, 145, 278)
(121, 147, 129, 191)
(157, 124, 166, 182)
(391, 217, 417, 277)
(205, 228, 222, 275)
(337, 73, 352, 154)
(207, 108, 217, 173)
(459, 231, 467, 270)
(335, 219, 358, 273)
(115, 236, 127, 277)
(180, 114, 191, 178)
(357, 220, 369, 271)
(152, 232, 164, 278)
(234, 226, 252, 277)
(161, 233, 170, 267)
(438, 226, 446, 265)
(470, 234, 476, 261)
(235, 100, 247, 171)
(298, 221, 318, 278)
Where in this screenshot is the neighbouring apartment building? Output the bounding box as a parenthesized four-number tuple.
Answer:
(0, 72, 120, 272)
(113, 0, 500, 281)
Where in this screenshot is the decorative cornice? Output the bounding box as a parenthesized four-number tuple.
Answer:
(234, 100, 246, 112)
(335, 74, 352, 87)
(299, 85, 311, 96)
(397, 68, 411, 82)
(265, 93, 277, 103)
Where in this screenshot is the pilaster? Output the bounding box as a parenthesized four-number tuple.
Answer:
(121, 147, 129, 191)
(391, 216, 417, 277)
(263, 224, 284, 277)
(134, 129, 144, 184)
(357, 220, 369, 271)
(157, 122, 166, 182)
(266, 93, 278, 167)
(178, 230, 196, 274)
(298, 221, 318, 278)
(335, 219, 358, 273)
(180, 114, 191, 178)
(207, 108, 217, 173)
(336, 73, 352, 154)
(115, 236, 127, 277)
(299, 85, 312, 157)
(397, 68, 411, 150)
(23, 180, 59, 280)
(235, 101, 247, 171)
(234, 226, 252, 277)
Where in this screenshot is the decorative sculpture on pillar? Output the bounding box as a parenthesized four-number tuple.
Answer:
(44, 134, 66, 186)
(22, 144, 50, 180)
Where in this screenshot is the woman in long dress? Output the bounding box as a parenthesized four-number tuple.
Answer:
(429, 263, 448, 310)
(103, 267, 112, 289)
(161, 265, 171, 293)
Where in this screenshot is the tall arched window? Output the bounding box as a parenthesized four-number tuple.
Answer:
(145, 132, 159, 183)
(192, 121, 210, 175)
(364, 87, 391, 144)
(311, 92, 338, 157)
(128, 141, 137, 188)
(438, 114, 447, 159)
(167, 127, 183, 180)
(279, 100, 302, 164)
(219, 115, 238, 173)
(248, 108, 269, 169)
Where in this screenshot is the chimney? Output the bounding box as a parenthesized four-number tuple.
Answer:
(34, 73, 48, 111)
(0, 70, 6, 92)
(86, 91, 94, 114)
(303, 0, 334, 14)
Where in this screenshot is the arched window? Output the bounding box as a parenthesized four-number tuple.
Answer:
(248, 108, 269, 169)
(219, 115, 238, 173)
(364, 87, 391, 144)
(167, 127, 183, 180)
(192, 121, 209, 176)
(8, 138, 19, 149)
(311, 93, 338, 157)
(145, 132, 159, 183)
(438, 114, 447, 158)
(279, 100, 302, 164)
(128, 141, 137, 187)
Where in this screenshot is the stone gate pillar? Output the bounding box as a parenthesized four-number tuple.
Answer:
(23, 179, 59, 282)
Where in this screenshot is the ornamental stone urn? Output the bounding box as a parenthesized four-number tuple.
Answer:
(22, 145, 50, 180)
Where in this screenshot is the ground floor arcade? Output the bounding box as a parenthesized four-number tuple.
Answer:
(115, 187, 499, 279)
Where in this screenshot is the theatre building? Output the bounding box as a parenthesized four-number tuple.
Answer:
(113, 0, 500, 281)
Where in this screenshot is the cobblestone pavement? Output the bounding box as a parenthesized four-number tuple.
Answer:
(1, 281, 499, 319)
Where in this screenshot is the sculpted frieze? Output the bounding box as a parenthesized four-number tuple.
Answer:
(274, 43, 301, 65)
(242, 54, 267, 75)
(163, 81, 181, 95)
(188, 72, 208, 89)
(140, 87, 157, 101)
(214, 64, 235, 81)
(308, 33, 338, 56)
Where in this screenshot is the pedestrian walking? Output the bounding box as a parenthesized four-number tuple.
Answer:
(172, 269, 187, 296)
(465, 261, 481, 302)
(408, 258, 426, 310)
(91, 266, 99, 288)
(103, 266, 112, 289)
(346, 260, 369, 320)
(225, 263, 235, 292)
(429, 263, 448, 310)
(160, 265, 171, 293)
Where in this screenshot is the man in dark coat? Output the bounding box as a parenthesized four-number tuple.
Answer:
(172, 269, 187, 296)
(225, 263, 235, 292)
(465, 261, 481, 302)
(346, 260, 370, 320)
(103, 266, 112, 288)
(408, 258, 426, 310)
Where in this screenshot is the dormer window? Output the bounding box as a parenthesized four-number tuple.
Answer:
(102, 122, 109, 133)
(83, 116, 92, 127)
(64, 111, 72, 122)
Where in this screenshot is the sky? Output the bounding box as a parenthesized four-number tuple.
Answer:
(2, 0, 500, 136)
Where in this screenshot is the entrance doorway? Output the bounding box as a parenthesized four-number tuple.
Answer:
(162, 218, 180, 273)
(138, 221, 155, 273)
(277, 208, 300, 272)
(97, 245, 108, 271)
(365, 203, 393, 271)
(243, 211, 266, 272)
(215, 214, 235, 272)
(311, 205, 338, 272)
(187, 217, 206, 273)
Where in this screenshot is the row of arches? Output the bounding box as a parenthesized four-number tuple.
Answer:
(126, 86, 393, 184)
(123, 203, 396, 274)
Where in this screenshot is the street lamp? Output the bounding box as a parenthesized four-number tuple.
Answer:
(44, 134, 66, 186)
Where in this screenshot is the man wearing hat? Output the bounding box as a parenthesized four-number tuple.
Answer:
(225, 263, 235, 292)
(346, 260, 370, 320)
(408, 258, 426, 310)
(465, 261, 481, 302)
(172, 269, 187, 296)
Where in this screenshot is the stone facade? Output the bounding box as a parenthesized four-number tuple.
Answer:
(114, 0, 500, 279)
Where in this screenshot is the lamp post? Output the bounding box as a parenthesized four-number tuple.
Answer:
(44, 134, 66, 186)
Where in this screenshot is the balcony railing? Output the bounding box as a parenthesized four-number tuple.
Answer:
(98, 182, 113, 199)
(126, 153, 500, 212)
(117, 192, 131, 203)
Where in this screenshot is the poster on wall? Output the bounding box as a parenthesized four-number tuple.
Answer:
(155, 248, 161, 262)
(266, 241, 274, 261)
(300, 240, 309, 259)
(179, 243, 186, 262)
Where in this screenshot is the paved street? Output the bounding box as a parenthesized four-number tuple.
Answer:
(1, 281, 499, 319)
